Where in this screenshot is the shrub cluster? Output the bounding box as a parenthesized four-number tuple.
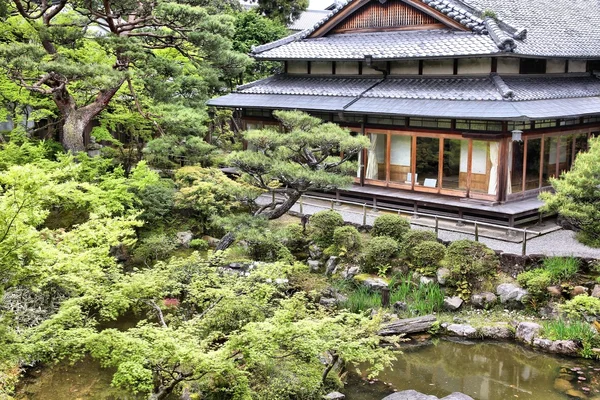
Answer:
(309, 211, 344, 247)
(444, 240, 499, 299)
(189, 239, 210, 251)
(277, 224, 308, 254)
(371, 214, 410, 242)
(412, 241, 446, 276)
(362, 236, 400, 273)
(327, 225, 362, 258)
(516, 257, 581, 300)
(243, 230, 294, 263)
(561, 295, 600, 320)
(399, 230, 438, 261)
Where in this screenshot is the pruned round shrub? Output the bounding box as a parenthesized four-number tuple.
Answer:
(516, 269, 552, 299)
(444, 240, 499, 299)
(189, 238, 210, 251)
(400, 230, 438, 260)
(362, 236, 400, 273)
(309, 210, 344, 247)
(371, 214, 410, 241)
(244, 231, 294, 263)
(331, 225, 362, 256)
(412, 241, 446, 275)
(561, 295, 600, 320)
(277, 224, 308, 254)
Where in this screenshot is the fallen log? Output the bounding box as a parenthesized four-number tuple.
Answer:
(378, 315, 436, 336)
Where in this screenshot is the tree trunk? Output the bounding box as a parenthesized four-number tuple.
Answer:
(62, 109, 92, 153)
(322, 352, 339, 384)
(216, 231, 236, 251)
(259, 191, 303, 220)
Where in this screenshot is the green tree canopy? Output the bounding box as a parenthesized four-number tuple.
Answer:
(541, 137, 600, 247)
(249, 0, 309, 24)
(0, 0, 250, 152)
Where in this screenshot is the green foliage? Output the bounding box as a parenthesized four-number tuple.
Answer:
(276, 223, 308, 254)
(144, 135, 217, 169)
(543, 256, 580, 282)
(241, 229, 294, 263)
(543, 319, 600, 358)
(412, 241, 446, 275)
(517, 269, 553, 299)
(482, 9, 498, 19)
(175, 166, 261, 232)
(132, 234, 177, 266)
(327, 225, 362, 259)
(389, 274, 445, 316)
(541, 137, 600, 247)
(135, 179, 175, 224)
(444, 240, 499, 300)
(309, 210, 345, 247)
(228, 111, 369, 220)
(371, 214, 411, 242)
(342, 286, 382, 313)
(252, 0, 309, 24)
(189, 239, 210, 251)
(399, 230, 438, 260)
(362, 236, 400, 273)
(561, 295, 600, 320)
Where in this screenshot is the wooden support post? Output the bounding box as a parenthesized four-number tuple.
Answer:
(271, 191, 276, 209)
(435, 216, 439, 237)
(522, 229, 528, 256)
(381, 286, 390, 308)
(362, 204, 367, 227)
(474, 222, 479, 242)
(413, 203, 419, 219)
(299, 196, 304, 215)
(330, 199, 334, 210)
(335, 190, 341, 206)
(372, 197, 378, 212)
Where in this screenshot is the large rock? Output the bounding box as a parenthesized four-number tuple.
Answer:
(379, 315, 436, 336)
(570, 286, 588, 297)
(176, 231, 193, 247)
(361, 277, 389, 290)
(480, 325, 513, 340)
(324, 392, 345, 400)
(446, 323, 477, 338)
(382, 391, 474, 400)
(420, 276, 436, 285)
(382, 390, 438, 400)
(309, 244, 323, 259)
(471, 292, 497, 309)
(308, 259, 322, 272)
(436, 267, 451, 285)
(325, 256, 340, 275)
(533, 338, 579, 356)
(341, 265, 360, 280)
(443, 296, 463, 311)
(592, 285, 600, 298)
(515, 322, 542, 344)
(547, 286, 563, 298)
(497, 283, 529, 306)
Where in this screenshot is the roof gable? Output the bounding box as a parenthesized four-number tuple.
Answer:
(310, 0, 480, 37)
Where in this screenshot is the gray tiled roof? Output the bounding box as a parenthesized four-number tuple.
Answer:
(238, 75, 381, 97)
(254, 30, 500, 60)
(207, 73, 600, 119)
(251, 0, 600, 60)
(463, 0, 600, 58)
(365, 77, 502, 100)
(289, 10, 331, 31)
(503, 75, 600, 101)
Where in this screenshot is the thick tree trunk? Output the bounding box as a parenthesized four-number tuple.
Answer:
(259, 191, 303, 220)
(62, 109, 92, 153)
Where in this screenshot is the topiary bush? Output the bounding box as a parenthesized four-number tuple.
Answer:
(443, 240, 499, 300)
(399, 230, 438, 260)
(371, 214, 410, 242)
(412, 241, 446, 276)
(561, 295, 600, 320)
(327, 225, 362, 259)
(309, 210, 345, 247)
(243, 230, 294, 263)
(362, 236, 400, 273)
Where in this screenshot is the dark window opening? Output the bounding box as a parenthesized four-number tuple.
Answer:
(519, 59, 547, 74)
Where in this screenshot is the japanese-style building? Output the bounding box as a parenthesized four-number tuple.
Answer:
(208, 0, 600, 226)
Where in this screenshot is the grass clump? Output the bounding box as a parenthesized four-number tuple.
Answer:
(543, 256, 580, 282)
(342, 286, 382, 313)
(543, 319, 600, 358)
(389, 274, 444, 316)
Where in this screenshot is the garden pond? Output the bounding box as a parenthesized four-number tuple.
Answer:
(15, 339, 600, 400)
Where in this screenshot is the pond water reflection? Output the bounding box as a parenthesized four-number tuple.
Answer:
(346, 339, 600, 400)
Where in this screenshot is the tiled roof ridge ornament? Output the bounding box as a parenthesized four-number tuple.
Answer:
(420, 0, 487, 33)
(490, 73, 514, 99)
(484, 17, 516, 52)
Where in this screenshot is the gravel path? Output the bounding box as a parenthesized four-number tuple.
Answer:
(260, 195, 600, 258)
